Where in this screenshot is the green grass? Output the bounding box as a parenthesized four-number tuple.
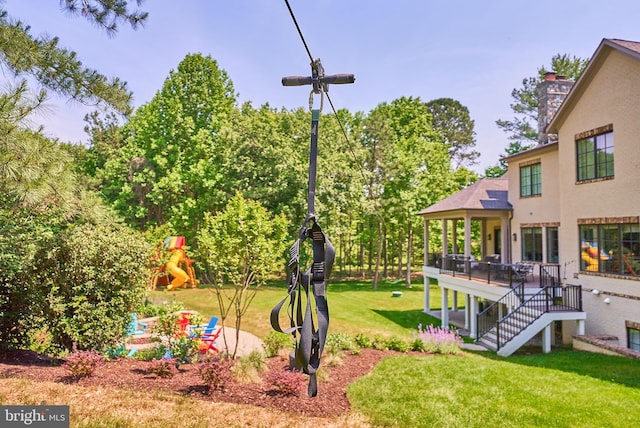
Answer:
(147, 279, 640, 427)
(347, 350, 640, 427)
(148, 278, 459, 340)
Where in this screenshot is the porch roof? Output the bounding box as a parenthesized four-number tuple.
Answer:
(417, 178, 512, 216)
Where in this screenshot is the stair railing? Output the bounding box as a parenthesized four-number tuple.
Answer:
(476, 283, 525, 338)
(494, 284, 583, 349)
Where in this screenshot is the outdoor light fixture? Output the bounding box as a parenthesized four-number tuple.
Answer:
(513, 233, 517, 242)
(592, 289, 600, 295)
(604, 297, 611, 304)
(488, 233, 492, 241)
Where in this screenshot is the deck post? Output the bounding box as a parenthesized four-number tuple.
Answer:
(441, 287, 449, 328)
(469, 295, 478, 339)
(576, 319, 585, 336)
(423, 274, 430, 313)
(452, 291, 458, 311)
(542, 323, 552, 353)
(464, 294, 471, 329)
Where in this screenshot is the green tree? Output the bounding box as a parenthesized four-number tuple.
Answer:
(364, 97, 457, 287)
(487, 54, 589, 177)
(98, 53, 238, 240)
(426, 98, 479, 168)
(197, 193, 289, 358)
(0, 1, 147, 115)
(496, 54, 589, 146)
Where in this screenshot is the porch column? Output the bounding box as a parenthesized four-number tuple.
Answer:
(469, 295, 478, 339)
(464, 294, 470, 329)
(501, 216, 510, 263)
(452, 291, 458, 312)
(423, 277, 430, 313)
(441, 287, 449, 328)
(452, 220, 458, 254)
(464, 213, 472, 258)
(542, 323, 552, 353)
(576, 319, 585, 335)
(423, 218, 430, 313)
(442, 219, 448, 256)
(481, 219, 487, 258)
(423, 218, 429, 266)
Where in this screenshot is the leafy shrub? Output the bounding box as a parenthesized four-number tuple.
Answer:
(199, 355, 234, 392)
(63, 347, 104, 378)
(32, 222, 152, 352)
(137, 299, 167, 318)
(148, 358, 177, 378)
(232, 351, 266, 383)
(354, 333, 372, 349)
(266, 368, 305, 396)
(263, 331, 293, 357)
(410, 338, 426, 352)
(415, 324, 463, 354)
(372, 335, 389, 351)
(386, 336, 411, 352)
(0, 207, 64, 350)
(133, 346, 167, 361)
(326, 333, 355, 351)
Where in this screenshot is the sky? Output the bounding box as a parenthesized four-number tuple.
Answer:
(4, 0, 640, 173)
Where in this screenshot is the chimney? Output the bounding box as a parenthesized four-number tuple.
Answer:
(537, 71, 574, 145)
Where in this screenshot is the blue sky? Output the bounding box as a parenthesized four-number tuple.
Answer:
(5, 0, 640, 172)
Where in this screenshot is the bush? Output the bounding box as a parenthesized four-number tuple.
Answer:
(133, 346, 167, 362)
(410, 338, 426, 352)
(32, 222, 152, 352)
(63, 347, 104, 378)
(266, 368, 306, 396)
(326, 333, 355, 351)
(0, 206, 63, 350)
(199, 355, 234, 392)
(263, 331, 293, 357)
(232, 351, 266, 383)
(148, 358, 177, 378)
(386, 336, 411, 352)
(354, 333, 373, 349)
(372, 335, 388, 351)
(415, 324, 463, 354)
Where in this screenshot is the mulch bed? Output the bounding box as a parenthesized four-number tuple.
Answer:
(0, 348, 404, 417)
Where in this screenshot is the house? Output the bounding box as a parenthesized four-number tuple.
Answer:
(418, 38, 640, 357)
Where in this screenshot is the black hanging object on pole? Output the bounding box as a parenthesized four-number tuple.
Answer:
(270, 59, 354, 397)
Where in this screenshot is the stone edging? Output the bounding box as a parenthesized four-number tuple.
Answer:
(573, 335, 640, 359)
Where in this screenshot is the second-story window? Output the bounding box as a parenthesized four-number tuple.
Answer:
(520, 162, 541, 197)
(576, 126, 614, 182)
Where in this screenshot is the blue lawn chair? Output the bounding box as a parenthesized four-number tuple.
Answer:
(126, 313, 147, 336)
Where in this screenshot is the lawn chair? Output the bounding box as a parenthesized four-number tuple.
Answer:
(126, 313, 147, 336)
(196, 316, 221, 353)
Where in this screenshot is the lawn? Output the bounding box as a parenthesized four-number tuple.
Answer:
(148, 277, 454, 340)
(4, 279, 639, 427)
(347, 350, 640, 427)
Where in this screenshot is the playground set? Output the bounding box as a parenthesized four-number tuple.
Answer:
(150, 236, 199, 291)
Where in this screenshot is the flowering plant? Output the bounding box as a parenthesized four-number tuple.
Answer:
(415, 324, 462, 354)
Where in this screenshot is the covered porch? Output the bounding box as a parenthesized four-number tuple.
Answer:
(417, 178, 514, 334)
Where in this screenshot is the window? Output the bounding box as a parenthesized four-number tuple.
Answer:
(576, 130, 614, 181)
(629, 328, 640, 351)
(579, 223, 640, 276)
(546, 227, 559, 264)
(522, 227, 542, 262)
(520, 163, 541, 197)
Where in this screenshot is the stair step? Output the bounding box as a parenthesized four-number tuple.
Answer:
(476, 338, 497, 351)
